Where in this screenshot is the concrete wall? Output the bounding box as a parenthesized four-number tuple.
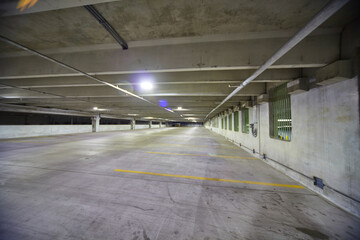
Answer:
(0, 125, 92, 138)
(205, 77, 360, 217)
(135, 124, 150, 130)
(99, 125, 131, 132)
(0, 123, 163, 138)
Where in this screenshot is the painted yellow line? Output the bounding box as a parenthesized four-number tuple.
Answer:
(147, 151, 257, 160)
(5, 140, 48, 144)
(151, 134, 211, 139)
(114, 169, 304, 189)
(160, 143, 237, 149)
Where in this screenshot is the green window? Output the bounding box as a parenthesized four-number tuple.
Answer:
(242, 108, 249, 133)
(225, 116, 227, 129)
(269, 83, 292, 141)
(234, 111, 239, 132)
(229, 113, 232, 130)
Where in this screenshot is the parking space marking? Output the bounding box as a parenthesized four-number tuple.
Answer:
(114, 169, 304, 189)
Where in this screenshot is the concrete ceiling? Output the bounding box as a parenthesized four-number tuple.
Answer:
(0, 0, 359, 122)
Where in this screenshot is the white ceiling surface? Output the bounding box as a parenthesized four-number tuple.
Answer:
(0, 0, 358, 122)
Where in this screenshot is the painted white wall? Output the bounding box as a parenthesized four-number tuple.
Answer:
(205, 77, 360, 217)
(0, 125, 92, 139)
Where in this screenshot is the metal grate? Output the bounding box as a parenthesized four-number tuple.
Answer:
(229, 113, 232, 130)
(270, 83, 292, 141)
(242, 108, 249, 133)
(234, 111, 239, 132)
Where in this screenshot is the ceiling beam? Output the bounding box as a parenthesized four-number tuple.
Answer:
(206, 0, 350, 119)
(0, 34, 338, 79)
(0, 28, 341, 57)
(0, 83, 266, 98)
(0, 69, 301, 89)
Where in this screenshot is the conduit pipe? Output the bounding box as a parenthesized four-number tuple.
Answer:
(84, 5, 128, 50)
(0, 35, 151, 104)
(0, 36, 188, 120)
(205, 0, 350, 119)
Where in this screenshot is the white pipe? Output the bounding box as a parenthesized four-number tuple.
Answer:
(205, 0, 350, 119)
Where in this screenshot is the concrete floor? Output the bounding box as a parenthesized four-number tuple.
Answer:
(0, 127, 359, 240)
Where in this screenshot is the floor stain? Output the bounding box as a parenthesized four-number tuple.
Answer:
(143, 230, 150, 240)
(296, 227, 329, 239)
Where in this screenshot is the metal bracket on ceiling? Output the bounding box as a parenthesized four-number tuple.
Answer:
(84, 4, 128, 50)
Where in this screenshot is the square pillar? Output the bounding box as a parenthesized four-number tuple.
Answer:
(149, 121, 152, 128)
(92, 115, 100, 132)
(131, 119, 136, 130)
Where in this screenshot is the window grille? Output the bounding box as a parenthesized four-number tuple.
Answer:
(234, 111, 239, 132)
(270, 83, 292, 141)
(242, 108, 249, 133)
(229, 113, 232, 130)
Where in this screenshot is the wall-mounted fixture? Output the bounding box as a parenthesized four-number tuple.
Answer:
(250, 122, 258, 137)
(314, 177, 325, 189)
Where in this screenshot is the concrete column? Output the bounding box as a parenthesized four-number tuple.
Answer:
(131, 119, 135, 130)
(159, 121, 162, 128)
(91, 114, 100, 132)
(149, 121, 152, 129)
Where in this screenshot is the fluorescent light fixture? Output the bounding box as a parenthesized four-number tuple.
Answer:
(128, 113, 139, 116)
(174, 106, 188, 111)
(165, 108, 174, 113)
(140, 81, 153, 90)
(93, 107, 107, 111)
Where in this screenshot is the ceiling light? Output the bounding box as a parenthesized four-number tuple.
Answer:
(93, 107, 98, 110)
(128, 113, 138, 116)
(158, 99, 168, 107)
(177, 107, 182, 110)
(140, 81, 153, 90)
